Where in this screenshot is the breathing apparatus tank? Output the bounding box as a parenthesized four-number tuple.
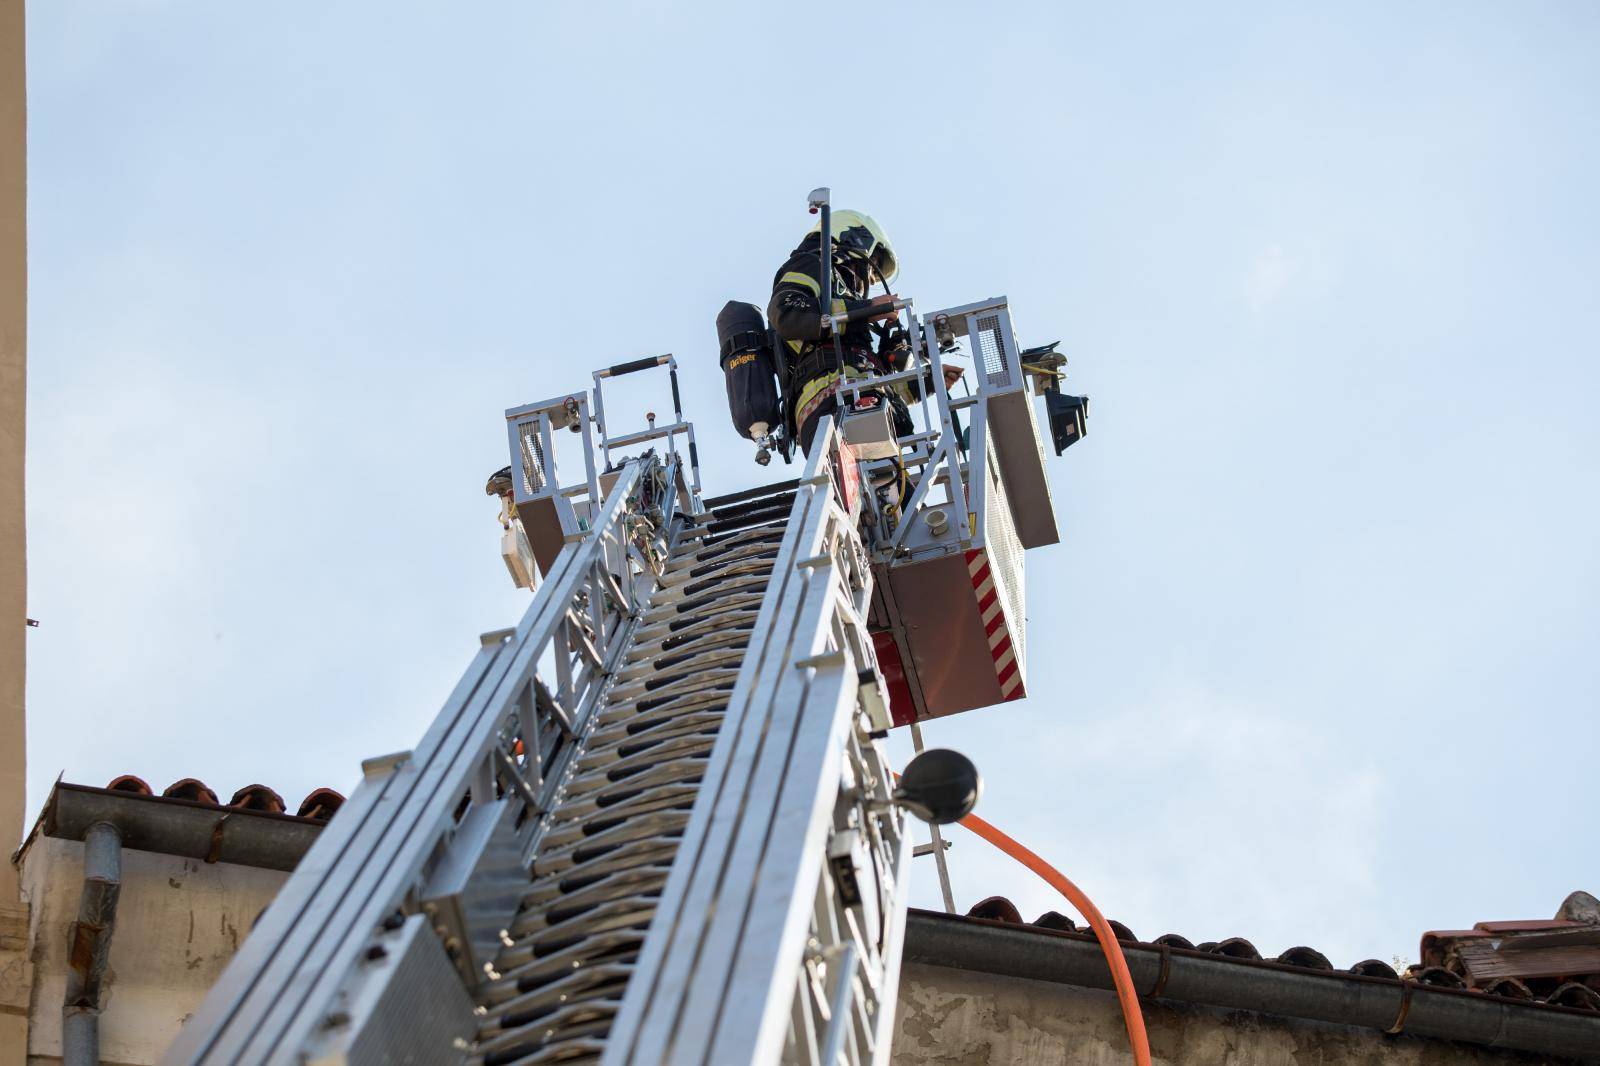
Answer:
(716, 300, 784, 462)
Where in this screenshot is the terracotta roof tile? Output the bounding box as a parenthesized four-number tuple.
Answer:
(1275, 946, 1332, 970)
(296, 788, 346, 821)
(1420, 891, 1600, 1003)
(227, 784, 286, 813)
(107, 774, 152, 795)
(162, 778, 219, 804)
(96, 776, 345, 823)
(959, 889, 1600, 1013)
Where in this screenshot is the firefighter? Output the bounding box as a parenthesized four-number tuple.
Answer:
(768, 210, 912, 454)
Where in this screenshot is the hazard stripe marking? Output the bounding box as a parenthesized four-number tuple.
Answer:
(993, 643, 1016, 672)
(967, 548, 1025, 703)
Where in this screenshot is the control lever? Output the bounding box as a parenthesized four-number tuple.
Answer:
(825, 295, 909, 332)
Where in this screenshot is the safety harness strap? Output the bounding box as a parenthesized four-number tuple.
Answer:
(720, 330, 767, 361)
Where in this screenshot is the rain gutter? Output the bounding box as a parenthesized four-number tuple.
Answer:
(903, 910, 1600, 1062)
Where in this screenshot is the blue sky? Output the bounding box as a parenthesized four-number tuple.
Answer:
(23, 3, 1599, 967)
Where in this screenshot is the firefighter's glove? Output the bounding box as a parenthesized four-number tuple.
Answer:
(879, 327, 912, 371)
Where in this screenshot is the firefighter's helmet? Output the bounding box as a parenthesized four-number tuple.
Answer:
(811, 210, 898, 285)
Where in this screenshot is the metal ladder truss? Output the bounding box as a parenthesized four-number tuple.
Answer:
(469, 420, 908, 1066)
(602, 416, 909, 1066)
(166, 416, 910, 1066)
(162, 453, 682, 1066)
(470, 477, 801, 1064)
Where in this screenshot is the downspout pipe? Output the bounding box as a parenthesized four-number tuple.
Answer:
(904, 912, 1600, 1063)
(62, 821, 122, 1066)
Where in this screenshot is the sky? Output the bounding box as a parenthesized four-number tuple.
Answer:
(21, 2, 1600, 968)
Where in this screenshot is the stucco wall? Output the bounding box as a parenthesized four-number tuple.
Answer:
(1, 0, 28, 1061)
(19, 837, 288, 1066)
(891, 963, 1566, 1066)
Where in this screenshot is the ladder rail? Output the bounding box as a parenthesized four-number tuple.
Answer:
(606, 416, 912, 1066)
(464, 478, 800, 1063)
(163, 457, 664, 1066)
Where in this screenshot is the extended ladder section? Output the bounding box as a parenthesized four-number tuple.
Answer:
(471, 484, 794, 1062)
(165, 404, 910, 1066)
(601, 421, 907, 1066)
(163, 451, 681, 1065)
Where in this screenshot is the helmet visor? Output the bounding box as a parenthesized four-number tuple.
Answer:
(835, 224, 876, 259)
(871, 243, 898, 284)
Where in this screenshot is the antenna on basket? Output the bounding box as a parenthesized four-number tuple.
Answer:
(807, 186, 849, 375)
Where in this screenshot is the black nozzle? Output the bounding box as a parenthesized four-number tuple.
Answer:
(895, 748, 982, 826)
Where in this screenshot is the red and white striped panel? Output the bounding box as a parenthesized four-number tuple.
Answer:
(966, 548, 1024, 702)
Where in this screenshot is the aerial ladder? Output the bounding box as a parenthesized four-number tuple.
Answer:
(163, 191, 1089, 1066)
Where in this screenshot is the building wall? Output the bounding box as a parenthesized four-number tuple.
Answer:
(891, 963, 1562, 1066)
(1, 1, 29, 1061)
(19, 837, 288, 1066)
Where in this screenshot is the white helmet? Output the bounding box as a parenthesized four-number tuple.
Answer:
(810, 209, 898, 284)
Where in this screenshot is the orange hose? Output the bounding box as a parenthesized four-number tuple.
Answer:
(955, 809, 1153, 1066)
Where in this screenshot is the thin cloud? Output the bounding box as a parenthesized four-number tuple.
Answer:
(1244, 244, 1302, 312)
(919, 687, 1387, 964)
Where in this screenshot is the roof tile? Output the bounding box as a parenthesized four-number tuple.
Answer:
(94, 776, 344, 823)
(162, 778, 219, 804)
(227, 784, 286, 814)
(954, 890, 1600, 1010)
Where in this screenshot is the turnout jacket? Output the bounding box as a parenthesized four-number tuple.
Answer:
(768, 234, 910, 446)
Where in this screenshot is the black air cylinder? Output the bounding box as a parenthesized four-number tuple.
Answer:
(716, 300, 781, 441)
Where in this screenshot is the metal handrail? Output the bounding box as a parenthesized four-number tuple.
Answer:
(814, 302, 974, 560)
(164, 457, 666, 1066)
(604, 415, 911, 1066)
